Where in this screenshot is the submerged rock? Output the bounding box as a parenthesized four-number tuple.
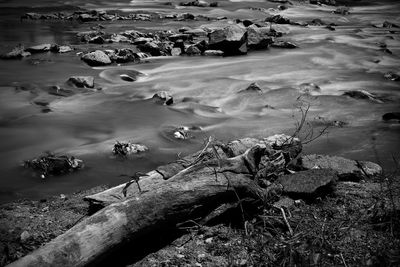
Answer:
(277, 169, 337, 198)
(67, 76, 94, 88)
(204, 50, 224, 56)
(153, 91, 173, 105)
(50, 44, 73, 53)
(298, 83, 321, 94)
(271, 41, 297, 49)
(81, 50, 112, 66)
(299, 154, 382, 181)
(382, 112, 400, 122)
(208, 24, 247, 56)
(334, 6, 350, 15)
(343, 90, 384, 103)
(239, 82, 262, 93)
(384, 72, 400, 81)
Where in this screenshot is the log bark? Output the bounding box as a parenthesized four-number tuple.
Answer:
(7, 147, 265, 267)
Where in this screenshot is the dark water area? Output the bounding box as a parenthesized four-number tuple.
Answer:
(0, 0, 399, 203)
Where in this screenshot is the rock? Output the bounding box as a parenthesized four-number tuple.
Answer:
(309, 19, 325, 26)
(173, 126, 190, 140)
(382, 21, 399, 28)
(343, 90, 384, 103)
(67, 76, 94, 88)
(120, 74, 136, 82)
(247, 25, 273, 49)
(112, 141, 148, 156)
(204, 50, 224, 56)
(194, 40, 208, 53)
(24, 153, 84, 177)
(20, 231, 31, 242)
(382, 112, 400, 122)
(81, 50, 112, 66)
(137, 42, 161, 56)
(223, 137, 267, 157)
(110, 34, 130, 43)
(299, 154, 382, 181)
(312, 116, 347, 128)
(25, 44, 51, 53)
(47, 86, 74, 97)
(78, 13, 97, 22)
(50, 44, 73, 53)
(265, 15, 291, 24)
(168, 34, 191, 42)
(1, 45, 31, 59)
(271, 41, 297, 49)
(185, 45, 201, 55)
(384, 72, 400, 81)
(208, 24, 247, 56)
(264, 134, 300, 149)
(88, 36, 105, 44)
(239, 82, 262, 93)
(277, 169, 337, 197)
(77, 30, 105, 42)
(334, 6, 350, 15)
(132, 37, 154, 45)
(298, 83, 321, 94)
(153, 91, 173, 105)
(171, 48, 182, 56)
(185, 28, 207, 37)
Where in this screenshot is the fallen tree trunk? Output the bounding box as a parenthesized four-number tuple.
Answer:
(7, 146, 266, 267)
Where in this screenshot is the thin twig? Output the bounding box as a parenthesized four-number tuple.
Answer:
(280, 207, 293, 236)
(340, 253, 348, 267)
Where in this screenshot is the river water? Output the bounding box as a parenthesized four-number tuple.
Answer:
(0, 0, 399, 202)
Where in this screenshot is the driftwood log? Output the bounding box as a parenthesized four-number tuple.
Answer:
(8, 146, 270, 267)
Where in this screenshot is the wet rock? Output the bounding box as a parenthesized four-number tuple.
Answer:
(271, 41, 297, 49)
(247, 25, 274, 50)
(120, 74, 136, 82)
(171, 48, 182, 56)
(204, 50, 224, 56)
(88, 36, 105, 44)
(110, 34, 130, 43)
(277, 169, 337, 198)
(81, 50, 112, 66)
(168, 34, 192, 42)
(185, 28, 207, 37)
(50, 44, 73, 53)
(1, 45, 31, 59)
(382, 21, 399, 28)
(47, 86, 74, 97)
(298, 83, 321, 94)
(334, 6, 350, 15)
(265, 15, 291, 24)
(382, 112, 400, 122)
(112, 141, 148, 156)
(239, 82, 262, 93)
(343, 90, 384, 103)
(384, 72, 400, 81)
(309, 18, 325, 26)
(299, 154, 382, 181)
(312, 116, 347, 128)
(208, 24, 247, 56)
(77, 30, 105, 43)
(153, 91, 173, 105)
(137, 42, 162, 56)
(185, 45, 201, 55)
(179, 0, 208, 7)
(173, 126, 192, 140)
(78, 13, 97, 22)
(24, 152, 84, 178)
(67, 76, 94, 88)
(111, 48, 138, 63)
(25, 44, 51, 53)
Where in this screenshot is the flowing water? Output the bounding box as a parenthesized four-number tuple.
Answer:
(0, 0, 399, 203)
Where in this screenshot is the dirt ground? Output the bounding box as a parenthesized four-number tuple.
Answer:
(1, 178, 399, 266)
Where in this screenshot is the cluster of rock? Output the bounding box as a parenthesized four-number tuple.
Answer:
(21, 9, 211, 22)
(179, 0, 218, 7)
(75, 21, 295, 66)
(0, 44, 73, 59)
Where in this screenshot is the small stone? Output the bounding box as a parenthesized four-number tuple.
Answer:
(20, 231, 31, 242)
(68, 76, 94, 88)
(60, 194, 66, 200)
(152, 91, 173, 105)
(205, 237, 213, 244)
(204, 50, 224, 56)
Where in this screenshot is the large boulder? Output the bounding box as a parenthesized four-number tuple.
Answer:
(277, 169, 337, 198)
(81, 50, 112, 66)
(67, 76, 94, 88)
(208, 24, 247, 56)
(299, 154, 382, 181)
(247, 25, 273, 50)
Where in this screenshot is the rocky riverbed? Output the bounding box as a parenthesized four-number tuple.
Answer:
(0, 0, 399, 265)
